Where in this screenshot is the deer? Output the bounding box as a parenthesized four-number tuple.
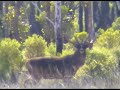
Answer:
(25, 35, 94, 85)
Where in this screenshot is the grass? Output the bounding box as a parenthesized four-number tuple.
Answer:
(0, 69, 120, 89)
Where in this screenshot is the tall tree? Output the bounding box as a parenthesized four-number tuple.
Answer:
(55, 1, 63, 54)
(13, 1, 23, 41)
(85, 1, 95, 41)
(37, 1, 40, 16)
(79, 1, 83, 32)
(93, 1, 100, 32)
(3, 1, 9, 38)
(100, 1, 111, 30)
(29, 1, 42, 36)
(45, 1, 51, 45)
(0, 1, 3, 37)
(84, 1, 89, 33)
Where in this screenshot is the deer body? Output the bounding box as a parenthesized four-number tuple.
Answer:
(26, 35, 93, 81)
(26, 46, 88, 81)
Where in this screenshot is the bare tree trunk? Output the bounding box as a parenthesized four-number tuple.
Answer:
(93, 1, 99, 32)
(85, 1, 95, 41)
(84, 2, 89, 33)
(29, 1, 42, 36)
(0, 1, 4, 38)
(13, 1, 22, 41)
(116, 1, 120, 17)
(55, 1, 63, 54)
(37, 1, 40, 16)
(100, 1, 110, 30)
(45, 1, 51, 45)
(3, 1, 9, 38)
(79, 1, 83, 32)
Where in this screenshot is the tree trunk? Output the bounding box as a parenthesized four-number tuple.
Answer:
(0, 1, 4, 38)
(85, 1, 95, 41)
(29, 2, 42, 36)
(116, 1, 120, 17)
(45, 1, 51, 45)
(55, 1, 63, 54)
(79, 1, 83, 32)
(100, 1, 111, 30)
(93, 1, 99, 32)
(84, 2, 89, 32)
(3, 1, 9, 38)
(37, 1, 40, 16)
(13, 1, 22, 41)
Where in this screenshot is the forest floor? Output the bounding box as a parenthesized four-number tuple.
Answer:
(0, 76, 120, 89)
(0, 71, 120, 89)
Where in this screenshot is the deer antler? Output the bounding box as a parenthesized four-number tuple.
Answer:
(74, 36, 80, 44)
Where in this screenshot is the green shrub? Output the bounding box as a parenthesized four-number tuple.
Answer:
(0, 38, 22, 80)
(23, 34, 47, 59)
(45, 42, 56, 56)
(75, 47, 117, 79)
(94, 28, 120, 49)
(112, 17, 120, 30)
(70, 31, 88, 44)
(61, 43, 74, 57)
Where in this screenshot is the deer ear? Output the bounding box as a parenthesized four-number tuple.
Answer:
(84, 39, 93, 49)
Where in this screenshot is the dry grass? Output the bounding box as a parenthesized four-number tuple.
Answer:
(0, 70, 120, 89)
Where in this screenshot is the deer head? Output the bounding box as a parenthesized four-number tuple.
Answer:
(70, 34, 94, 54)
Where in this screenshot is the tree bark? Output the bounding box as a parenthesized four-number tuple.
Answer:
(0, 1, 4, 38)
(37, 1, 40, 16)
(93, 1, 99, 32)
(84, 2, 89, 32)
(79, 1, 83, 32)
(85, 1, 95, 41)
(100, 1, 111, 30)
(29, 1, 42, 36)
(55, 1, 63, 54)
(45, 1, 51, 45)
(13, 1, 22, 41)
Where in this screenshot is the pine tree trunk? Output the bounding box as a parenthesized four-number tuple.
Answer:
(84, 2, 89, 32)
(85, 1, 95, 41)
(13, 1, 22, 41)
(29, 2, 42, 36)
(55, 1, 63, 54)
(45, 1, 51, 45)
(79, 1, 83, 32)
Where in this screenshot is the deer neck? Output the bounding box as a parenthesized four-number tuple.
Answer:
(72, 50, 86, 67)
(74, 50, 86, 57)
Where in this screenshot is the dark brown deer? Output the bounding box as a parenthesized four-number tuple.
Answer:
(25, 37, 93, 82)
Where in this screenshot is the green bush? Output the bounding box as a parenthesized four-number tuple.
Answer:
(62, 43, 74, 57)
(94, 28, 120, 49)
(23, 34, 47, 59)
(0, 38, 22, 80)
(75, 47, 117, 79)
(112, 17, 120, 30)
(45, 42, 56, 56)
(70, 31, 88, 44)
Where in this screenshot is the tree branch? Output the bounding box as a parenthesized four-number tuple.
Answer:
(31, 1, 41, 12)
(31, 1, 55, 28)
(116, 1, 120, 10)
(45, 17, 55, 28)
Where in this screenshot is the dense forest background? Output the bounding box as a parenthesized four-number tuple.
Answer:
(0, 1, 120, 88)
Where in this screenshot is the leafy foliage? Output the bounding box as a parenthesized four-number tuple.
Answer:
(23, 34, 47, 60)
(95, 28, 120, 49)
(75, 47, 117, 79)
(70, 31, 88, 44)
(45, 42, 56, 56)
(75, 21, 120, 79)
(0, 38, 22, 80)
(112, 17, 120, 30)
